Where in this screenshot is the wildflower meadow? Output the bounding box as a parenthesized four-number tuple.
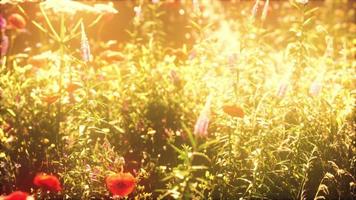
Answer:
(0, 0, 355, 199)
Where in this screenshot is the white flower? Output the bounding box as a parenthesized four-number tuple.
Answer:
(309, 80, 322, 97)
(193, 0, 200, 13)
(134, 6, 142, 17)
(133, 6, 143, 24)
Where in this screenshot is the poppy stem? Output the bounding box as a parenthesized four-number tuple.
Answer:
(228, 128, 232, 165)
(120, 165, 124, 173)
(56, 13, 65, 156)
(234, 68, 240, 101)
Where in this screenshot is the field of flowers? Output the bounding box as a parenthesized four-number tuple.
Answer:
(0, 0, 355, 199)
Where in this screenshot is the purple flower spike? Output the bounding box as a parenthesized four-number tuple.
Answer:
(251, 0, 260, 18)
(1, 34, 9, 57)
(0, 15, 6, 31)
(81, 22, 91, 62)
(170, 70, 181, 87)
(194, 95, 212, 138)
(228, 53, 238, 68)
(277, 81, 288, 98)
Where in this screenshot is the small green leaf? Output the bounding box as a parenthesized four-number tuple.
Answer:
(7, 109, 16, 117)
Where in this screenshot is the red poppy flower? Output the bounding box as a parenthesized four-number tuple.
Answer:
(106, 172, 136, 197)
(42, 95, 59, 105)
(3, 191, 31, 200)
(33, 173, 62, 192)
(222, 105, 244, 118)
(66, 82, 81, 93)
(7, 14, 26, 30)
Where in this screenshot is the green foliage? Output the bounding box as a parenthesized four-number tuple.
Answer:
(0, 1, 355, 199)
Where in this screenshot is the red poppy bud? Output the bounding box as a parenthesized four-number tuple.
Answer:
(106, 172, 136, 197)
(33, 173, 62, 192)
(8, 14, 26, 30)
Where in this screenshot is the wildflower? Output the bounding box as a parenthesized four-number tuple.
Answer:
(89, 166, 100, 182)
(276, 81, 288, 98)
(2, 191, 33, 200)
(42, 94, 59, 105)
(33, 173, 62, 192)
(0, 15, 6, 31)
(80, 22, 91, 62)
(192, 0, 200, 13)
(134, 6, 142, 19)
(251, 0, 260, 19)
(261, 0, 269, 21)
(1, 34, 9, 57)
(106, 172, 136, 197)
(66, 82, 81, 93)
(309, 80, 322, 97)
(222, 105, 244, 118)
(169, 70, 182, 88)
(194, 95, 212, 137)
(7, 13, 26, 30)
(296, 0, 308, 5)
(227, 53, 238, 69)
(188, 50, 196, 60)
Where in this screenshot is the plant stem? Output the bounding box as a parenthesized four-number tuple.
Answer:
(56, 13, 65, 154)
